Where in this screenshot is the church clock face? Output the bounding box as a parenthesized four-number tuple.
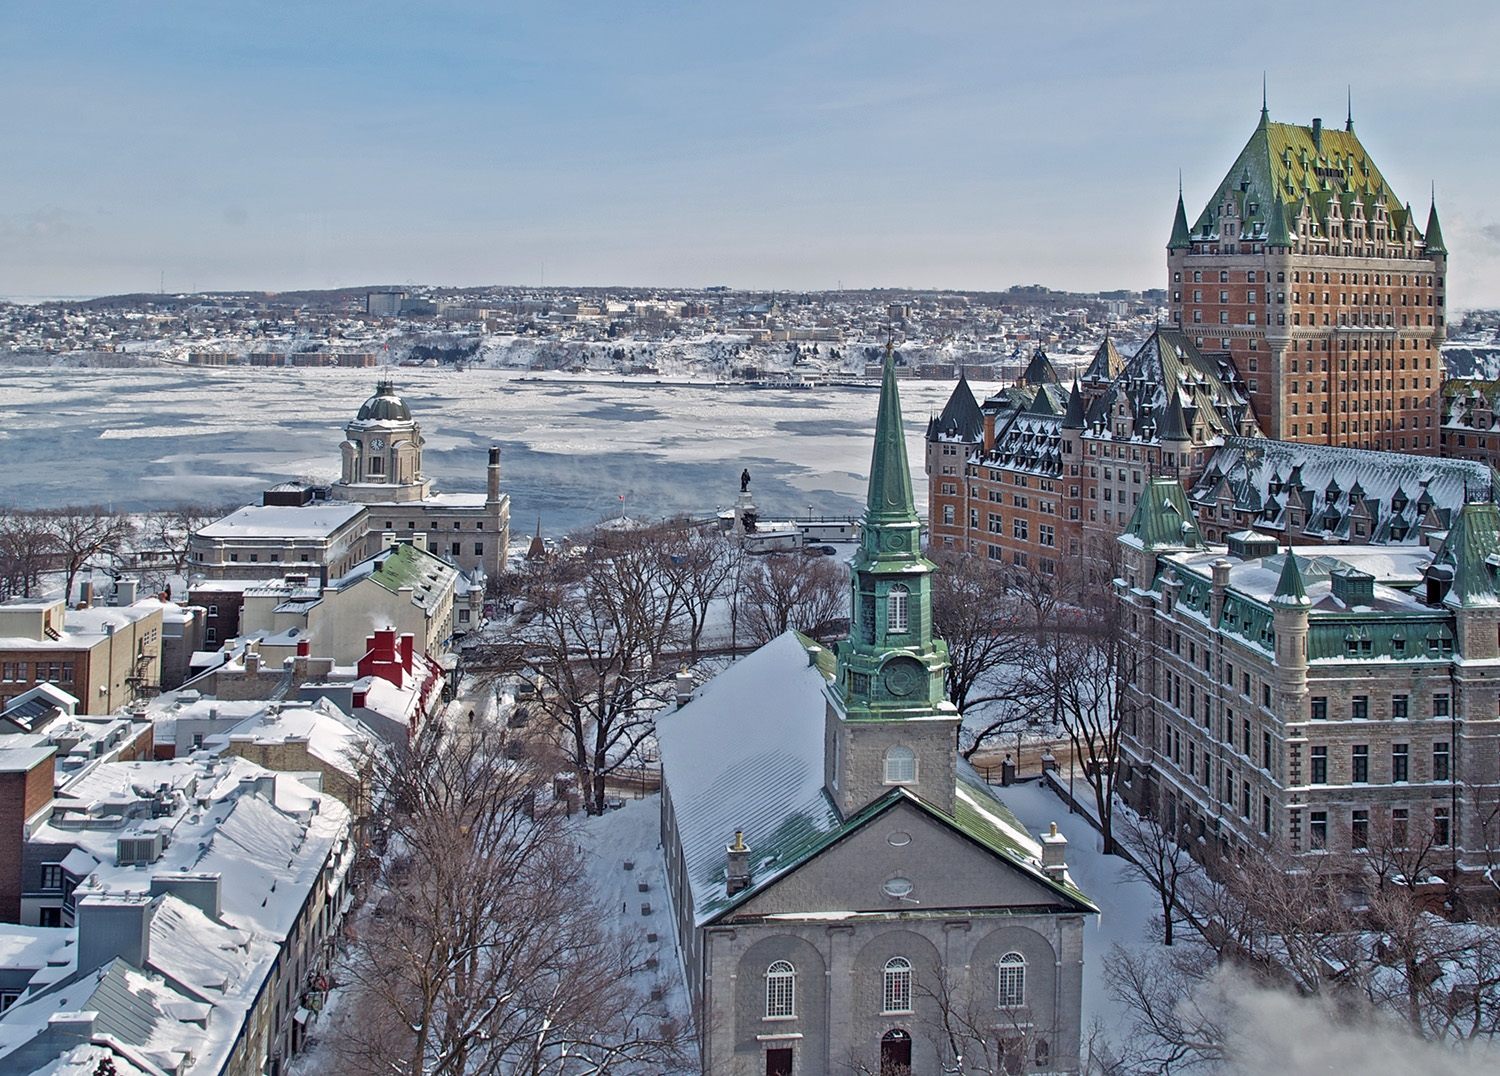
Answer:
(370, 438, 385, 449)
(881, 657, 924, 697)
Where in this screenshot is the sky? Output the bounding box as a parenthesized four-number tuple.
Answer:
(4, 1, 1500, 306)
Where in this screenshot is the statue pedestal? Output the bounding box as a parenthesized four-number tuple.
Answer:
(732, 491, 758, 536)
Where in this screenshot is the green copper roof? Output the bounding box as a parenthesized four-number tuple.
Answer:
(1425, 200, 1447, 255)
(1188, 110, 1413, 248)
(1062, 380, 1086, 429)
(1123, 477, 1205, 550)
(1431, 501, 1500, 608)
(1168, 192, 1192, 249)
(1270, 549, 1311, 607)
(1266, 193, 1293, 248)
(866, 346, 918, 525)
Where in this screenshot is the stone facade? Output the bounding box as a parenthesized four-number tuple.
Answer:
(1116, 479, 1500, 896)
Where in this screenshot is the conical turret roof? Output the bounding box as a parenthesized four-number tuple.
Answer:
(1021, 347, 1060, 387)
(928, 374, 983, 441)
(1270, 550, 1310, 607)
(866, 346, 918, 526)
(1425, 199, 1447, 255)
(1168, 192, 1193, 249)
(1062, 380, 1086, 429)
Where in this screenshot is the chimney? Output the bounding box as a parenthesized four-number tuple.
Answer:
(726, 831, 751, 895)
(79, 580, 93, 608)
(1311, 117, 1322, 152)
(413, 532, 427, 552)
(382, 531, 396, 550)
(46, 1011, 98, 1053)
(244, 649, 260, 676)
(150, 872, 222, 920)
(1040, 822, 1068, 881)
(76, 892, 155, 972)
(117, 579, 138, 605)
(487, 446, 502, 503)
(399, 633, 415, 673)
(675, 669, 694, 709)
(296, 639, 311, 657)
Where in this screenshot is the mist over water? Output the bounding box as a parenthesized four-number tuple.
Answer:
(0, 367, 973, 537)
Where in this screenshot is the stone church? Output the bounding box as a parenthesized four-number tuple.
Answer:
(657, 352, 1095, 1075)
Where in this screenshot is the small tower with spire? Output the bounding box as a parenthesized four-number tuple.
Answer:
(826, 343, 958, 818)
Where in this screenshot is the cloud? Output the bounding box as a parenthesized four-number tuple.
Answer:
(0, 205, 72, 241)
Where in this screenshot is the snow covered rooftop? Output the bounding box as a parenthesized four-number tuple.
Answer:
(654, 631, 841, 926)
(1164, 544, 1435, 613)
(196, 503, 365, 539)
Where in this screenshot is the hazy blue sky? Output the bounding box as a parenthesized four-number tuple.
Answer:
(4, 2, 1499, 305)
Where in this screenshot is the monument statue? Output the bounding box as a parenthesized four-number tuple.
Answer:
(740, 468, 751, 493)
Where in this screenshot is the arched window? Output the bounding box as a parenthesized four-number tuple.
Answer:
(884, 746, 916, 785)
(887, 585, 910, 633)
(998, 952, 1026, 1008)
(765, 961, 795, 1018)
(882, 957, 912, 1013)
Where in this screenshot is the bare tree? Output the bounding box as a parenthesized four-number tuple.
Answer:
(335, 723, 687, 1076)
(739, 551, 847, 643)
(36, 506, 130, 604)
(0, 506, 53, 600)
(655, 525, 733, 662)
(1118, 806, 1199, 947)
(141, 501, 230, 574)
(1023, 586, 1131, 854)
(927, 550, 1033, 728)
(516, 526, 688, 814)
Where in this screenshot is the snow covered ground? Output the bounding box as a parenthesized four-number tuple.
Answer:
(1, 366, 994, 536)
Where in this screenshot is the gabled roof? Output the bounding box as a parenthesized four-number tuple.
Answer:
(711, 776, 1096, 925)
(928, 374, 984, 442)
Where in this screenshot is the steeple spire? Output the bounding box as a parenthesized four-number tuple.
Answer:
(1425, 187, 1447, 255)
(1261, 73, 1269, 125)
(1346, 85, 1353, 131)
(866, 340, 917, 526)
(1168, 186, 1192, 250)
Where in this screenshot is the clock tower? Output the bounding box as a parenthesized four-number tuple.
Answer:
(332, 381, 432, 504)
(825, 346, 959, 817)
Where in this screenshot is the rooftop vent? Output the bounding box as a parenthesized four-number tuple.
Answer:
(1330, 567, 1375, 606)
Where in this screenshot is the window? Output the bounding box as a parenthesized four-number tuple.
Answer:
(40, 864, 63, 891)
(1433, 742, 1450, 782)
(1352, 745, 1369, 784)
(1352, 810, 1369, 849)
(1352, 696, 1368, 721)
(883, 957, 913, 1013)
(451, 542, 462, 556)
(1392, 695, 1408, 720)
(1392, 808, 1409, 847)
(765, 961, 795, 1018)
(1392, 744, 1409, 783)
(1434, 807, 1451, 847)
(205, 627, 217, 643)
(998, 952, 1026, 1007)
(474, 542, 484, 556)
(885, 746, 916, 784)
(1310, 746, 1327, 784)
(887, 586, 909, 633)
(1012, 518, 1028, 541)
(368, 455, 385, 475)
(1311, 697, 1327, 720)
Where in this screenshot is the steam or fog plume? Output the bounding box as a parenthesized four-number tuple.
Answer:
(1207, 968, 1496, 1076)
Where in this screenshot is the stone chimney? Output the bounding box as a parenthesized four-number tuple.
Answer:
(382, 530, 397, 550)
(116, 579, 138, 605)
(675, 669, 694, 709)
(244, 649, 261, 676)
(726, 831, 751, 895)
(79, 580, 93, 608)
(487, 446, 502, 504)
(1040, 822, 1068, 881)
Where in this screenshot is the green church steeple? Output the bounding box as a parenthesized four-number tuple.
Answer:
(837, 345, 951, 723)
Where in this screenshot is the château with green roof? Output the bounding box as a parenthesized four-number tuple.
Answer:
(1166, 99, 1448, 455)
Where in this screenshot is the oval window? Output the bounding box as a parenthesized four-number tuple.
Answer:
(887, 831, 912, 847)
(883, 877, 914, 898)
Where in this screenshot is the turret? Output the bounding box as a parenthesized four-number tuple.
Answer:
(1269, 549, 1310, 696)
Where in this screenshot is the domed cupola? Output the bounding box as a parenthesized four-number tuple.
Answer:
(356, 380, 412, 423)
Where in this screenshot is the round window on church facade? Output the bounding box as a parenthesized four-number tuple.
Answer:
(881, 658, 924, 697)
(882, 877, 914, 898)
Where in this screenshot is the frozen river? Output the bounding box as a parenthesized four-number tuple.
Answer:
(0, 365, 990, 537)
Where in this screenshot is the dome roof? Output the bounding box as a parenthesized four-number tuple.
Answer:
(356, 380, 411, 422)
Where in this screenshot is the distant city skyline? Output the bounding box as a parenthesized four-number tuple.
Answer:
(4, 2, 1500, 307)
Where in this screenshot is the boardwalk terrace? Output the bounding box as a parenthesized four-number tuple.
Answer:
(1116, 479, 1500, 896)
